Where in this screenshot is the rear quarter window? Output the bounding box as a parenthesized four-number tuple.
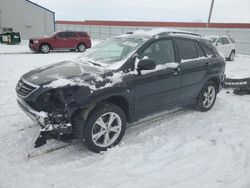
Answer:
(200, 42, 216, 56)
(229, 37, 236, 43)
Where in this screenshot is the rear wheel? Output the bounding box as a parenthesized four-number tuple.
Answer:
(196, 81, 217, 112)
(77, 43, 86, 52)
(84, 103, 126, 153)
(40, 44, 50, 53)
(228, 51, 235, 61)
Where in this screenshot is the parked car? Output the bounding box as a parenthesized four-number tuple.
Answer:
(206, 35, 236, 61)
(17, 29, 226, 153)
(29, 31, 92, 53)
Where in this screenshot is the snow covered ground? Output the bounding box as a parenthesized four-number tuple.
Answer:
(0, 41, 250, 188)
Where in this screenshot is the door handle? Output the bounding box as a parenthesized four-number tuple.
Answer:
(205, 62, 210, 67)
(172, 68, 181, 75)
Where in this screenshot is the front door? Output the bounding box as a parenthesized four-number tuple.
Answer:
(133, 39, 181, 116)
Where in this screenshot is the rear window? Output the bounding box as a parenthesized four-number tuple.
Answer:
(229, 37, 236, 43)
(176, 38, 197, 60)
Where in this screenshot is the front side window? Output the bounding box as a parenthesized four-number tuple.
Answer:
(57, 32, 66, 38)
(140, 39, 176, 65)
(176, 38, 197, 60)
(216, 38, 223, 45)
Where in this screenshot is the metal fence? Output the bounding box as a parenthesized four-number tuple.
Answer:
(56, 24, 250, 54)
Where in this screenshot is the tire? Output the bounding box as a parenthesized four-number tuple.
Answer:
(83, 103, 126, 153)
(77, 43, 86, 52)
(196, 81, 217, 112)
(228, 51, 235, 61)
(40, 44, 50, 53)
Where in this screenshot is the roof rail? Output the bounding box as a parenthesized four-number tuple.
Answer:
(160, 31, 201, 37)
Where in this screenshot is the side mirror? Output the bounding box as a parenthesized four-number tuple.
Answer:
(137, 58, 156, 71)
(53, 35, 58, 39)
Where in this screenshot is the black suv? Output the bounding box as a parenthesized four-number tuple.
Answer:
(16, 29, 226, 153)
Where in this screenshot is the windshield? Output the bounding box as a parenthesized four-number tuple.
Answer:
(77, 36, 147, 69)
(210, 37, 217, 43)
(48, 31, 58, 37)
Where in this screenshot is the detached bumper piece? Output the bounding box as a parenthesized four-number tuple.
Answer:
(223, 77, 250, 95)
(17, 97, 73, 147)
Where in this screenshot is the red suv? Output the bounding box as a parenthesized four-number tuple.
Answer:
(29, 31, 92, 53)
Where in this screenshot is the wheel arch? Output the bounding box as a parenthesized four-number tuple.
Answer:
(39, 42, 52, 50)
(70, 95, 130, 140)
(71, 95, 131, 126)
(77, 42, 86, 48)
(207, 76, 220, 92)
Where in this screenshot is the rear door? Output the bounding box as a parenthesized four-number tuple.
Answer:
(64, 32, 78, 48)
(133, 39, 181, 116)
(175, 38, 209, 105)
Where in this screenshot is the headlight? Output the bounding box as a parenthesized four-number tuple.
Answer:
(34, 40, 39, 44)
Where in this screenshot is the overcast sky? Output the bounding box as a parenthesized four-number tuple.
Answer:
(31, 0, 250, 23)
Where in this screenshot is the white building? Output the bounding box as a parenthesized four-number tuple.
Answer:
(0, 0, 55, 39)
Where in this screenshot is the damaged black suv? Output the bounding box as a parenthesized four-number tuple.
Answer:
(16, 29, 226, 153)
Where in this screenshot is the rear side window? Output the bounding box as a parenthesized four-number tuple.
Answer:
(221, 37, 230, 45)
(176, 38, 197, 60)
(65, 32, 77, 38)
(229, 37, 236, 43)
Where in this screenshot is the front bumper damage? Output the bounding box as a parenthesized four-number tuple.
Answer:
(17, 97, 73, 147)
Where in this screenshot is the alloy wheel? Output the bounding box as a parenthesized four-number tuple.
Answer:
(91, 112, 122, 147)
(203, 86, 216, 108)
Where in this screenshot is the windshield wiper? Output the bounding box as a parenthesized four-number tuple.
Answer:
(85, 60, 105, 67)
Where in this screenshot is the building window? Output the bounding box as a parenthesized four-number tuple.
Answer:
(2, 28, 13, 33)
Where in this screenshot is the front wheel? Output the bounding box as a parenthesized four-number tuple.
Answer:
(40, 44, 50, 53)
(196, 81, 217, 112)
(84, 103, 126, 153)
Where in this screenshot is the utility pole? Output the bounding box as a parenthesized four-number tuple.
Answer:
(0, 9, 2, 32)
(207, 0, 215, 28)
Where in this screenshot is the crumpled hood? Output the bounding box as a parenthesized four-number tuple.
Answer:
(22, 61, 104, 86)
